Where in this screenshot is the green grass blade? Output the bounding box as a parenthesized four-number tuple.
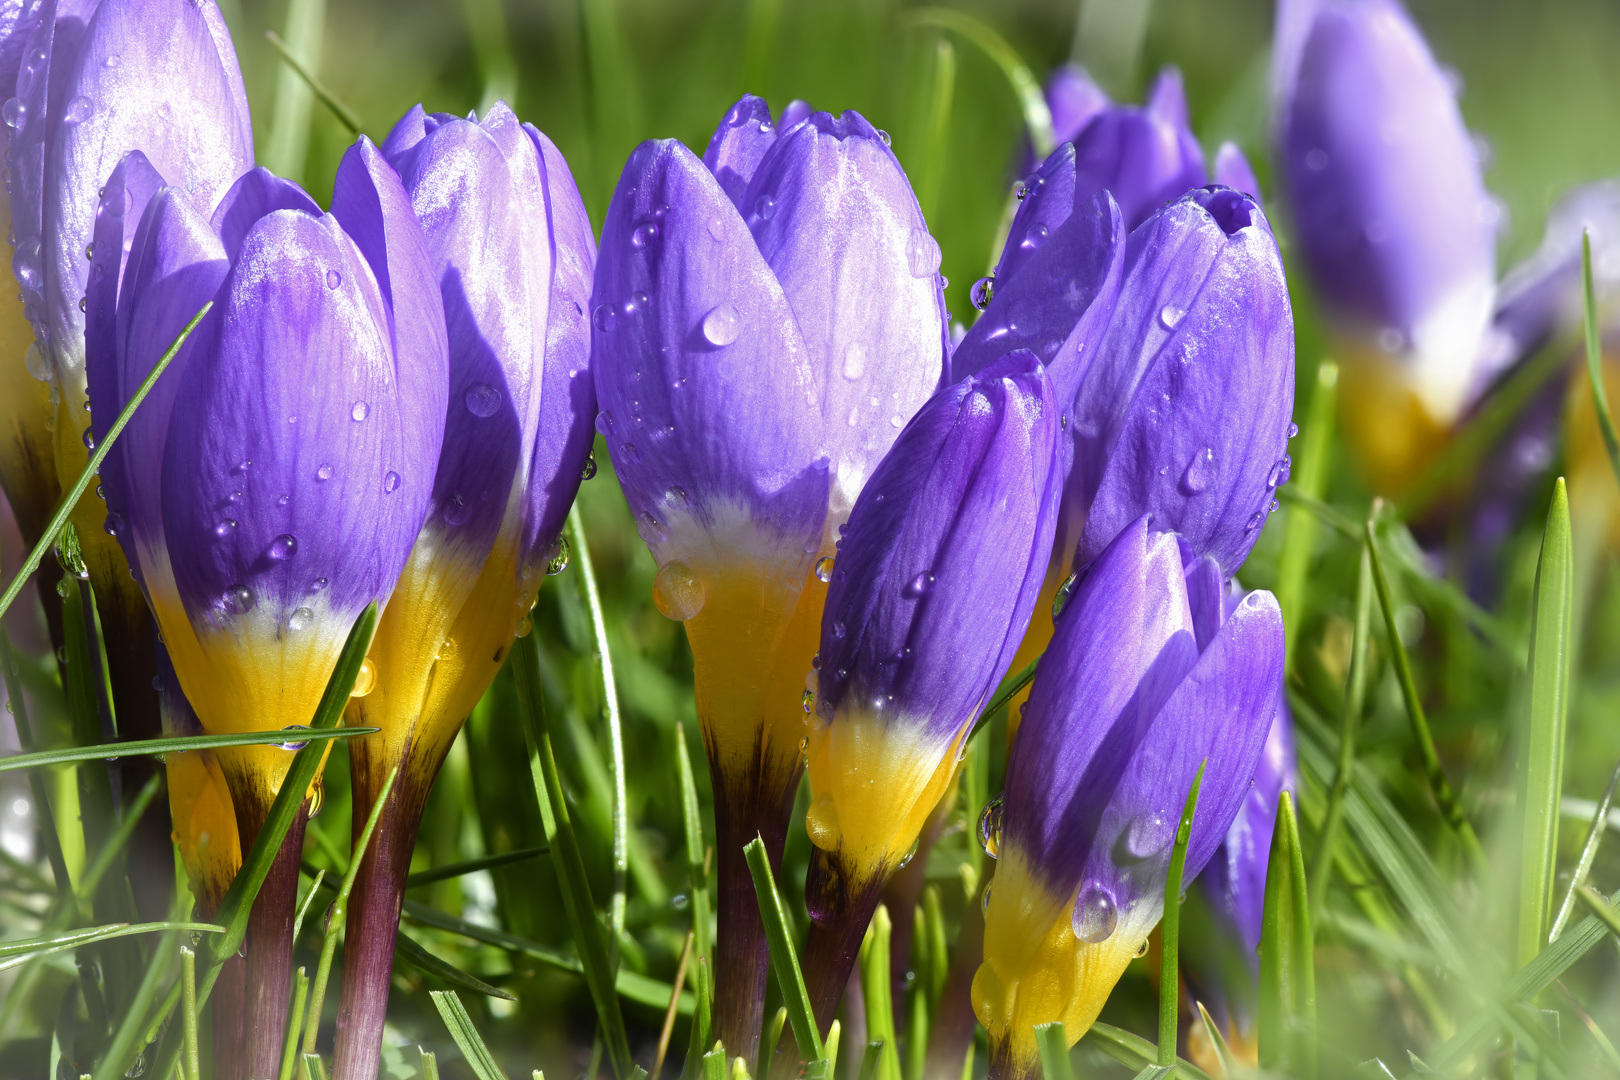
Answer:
(1194, 1002, 1240, 1078)
(568, 505, 629, 944)
(968, 653, 1040, 742)
(301, 1051, 328, 1080)
(1365, 519, 1486, 868)
(0, 630, 72, 896)
(913, 35, 956, 222)
(302, 765, 398, 1053)
(1159, 761, 1206, 1065)
(0, 920, 221, 967)
(1258, 791, 1315, 1077)
(676, 723, 712, 966)
(0, 302, 209, 621)
(181, 945, 198, 1080)
(858, 906, 897, 1080)
(1310, 537, 1374, 920)
(420, 1048, 439, 1080)
(1519, 478, 1574, 966)
(901, 8, 1054, 157)
(1035, 1022, 1073, 1080)
(1550, 757, 1620, 940)
(743, 835, 822, 1063)
(263, 29, 361, 136)
(1582, 231, 1620, 485)
(1575, 886, 1620, 938)
(404, 847, 546, 890)
(1079, 1024, 1217, 1079)
(857, 1041, 886, 1080)
(739, 0, 783, 97)
(77, 770, 160, 902)
(702, 1045, 727, 1080)
(512, 632, 633, 1078)
(395, 930, 515, 1000)
(93, 920, 187, 1080)
(1278, 360, 1338, 670)
(278, 967, 310, 1080)
(429, 990, 509, 1080)
(293, 869, 326, 943)
(0, 725, 373, 773)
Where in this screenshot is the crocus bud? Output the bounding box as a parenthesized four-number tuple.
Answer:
(1184, 696, 1296, 1069)
(972, 517, 1283, 1077)
(1069, 66, 1205, 232)
(593, 95, 945, 1063)
(1278, 0, 1497, 493)
(797, 351, 1061, 1029)
(1016, 64, 1111, 177)
(88, 150, 447, 1077)
(330, 104, 596, 1080)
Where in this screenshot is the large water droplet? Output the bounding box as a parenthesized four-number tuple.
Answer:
(621, 442, 641, 464)
(545, 535, 570, 575)
(631, 219, 660, 248)
(222, 584, 254, 615)
(702, 303, 741, 347)
(464, 382, 502, 417)
(1267, 455, 1291, 489)
(1159, 304, 1185, 330)
(653, 562, 704, 620)
(316, 464, 334, 481)
(1052, 571, 1079, 621)
(1073, 886, 1118, 943)
(754, 194, 776, 220)
(970, 275, 995, 311)
(214, 519, 237, 538)
(268, 534, 297, 561)
(1019, 223, 1048, 251)
(978, 795, 1004, 859)
(636, 511, 667, 545)
(907, 229, 942, 278)
(831, 620, 846, 639)
(351, 400, 369, 421)
(801, 688, 815, 713)
(23, 343, 48, 380)
(62, 96, 91, 125)
(1122, 811, 1170, 860)
(815, 557, 835, 583)
(1287, 421, 1300, 439)
(1179, 448, 1214, 496)
(383, 471, 400, 494)
(442, 493, 470, 526)
(286, 608, 314, 633)
(12, 235, 41, 291)
(2, 97, 25, 130)
(581, 455, 597, 481)
(325, 269, 341, 290)
(350, 657, 377, 697)
(593, 304, 617, 333)
(904, 571, 934, 598)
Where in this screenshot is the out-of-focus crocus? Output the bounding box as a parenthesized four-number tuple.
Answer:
(593, 94, 945, 1062)
(87, 147, 447, 1079)
(1277, 0, 1498, 496)
(328, 103, 596, 1080)
(972, 518, 1284, 1078)
(1183, 697, 1296, 1069)
(957, 185, 1294, 737)
(794, 351, 1061, 1032)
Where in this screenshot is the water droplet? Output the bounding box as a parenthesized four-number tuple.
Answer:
(1267, 455, 1292, 488)
(286, 608, 315, 633)
(325, 269, 341, 289)
(1158, 304, 1185, 330)
(2, 98, 25, 130)
(464, 382, 502, 417)
(545, 535, 570, 575)
(1287, 421, 1300, 439)
(621, 442, 641, 464)
(1179, 447, 1214, 495)
(970, 275, 995, 311)
(581, 455, 597, 481)
(214, 519, 237, 538)
(811, 651, 821, 670)
(702, 303, 741, 347)
(237, 459, 252, 473)
(1246, 511, 1265, 531)
(1019, 223, 1048, 251)
(593, 304, 617, 333)
(832, 620, 846, 639)
(123, 1049, 147, 1077)
(623, 290, 651, 317)
(350, 657, 377, 697)
(222, 584, 254, 615)
(907, 229, 942, 278)
(384, 471, 400, 494)
(1305, 148, 1328, 171)
(978, 795, 1003, 859)
(981, 882, 993, 914)
(515, 615, 533, 637)
(81, 427, 95, 450)
(23, 343, 48, 380)
(77, 295, 86, 313)
(754, 194, 776, 220)
(1052, 571, 1079, 621)
(1123, 811, 1170, 860)
(312, 577, 329, 592)
(316, 464, 334, 481)
(631, 219, 660, 247)
(1073, 886, 1118, 943)
(268, 534, 297, 561)
(802, 688, 815, 713)
(636, 511, 667, 545)
(904, 571, 934, 598)
(876, 128, 892, 147)
(62, 96, 91, 125)
(350, 400, 369, 422)
(104, 54, 120, 68)
(841, 342, 867, 380)
(1133, 938, 1150, 959)
(815, 557, 835, 583)
(277, 494, 291, 507)
(442, 493, 470, 526)
(653, 562, 704, 620)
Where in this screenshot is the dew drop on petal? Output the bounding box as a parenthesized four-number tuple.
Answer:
(277, 493, 291, 508)
(214, 519, 236, 538)
(982, 882, 993, 914)
(907, 229, 942, 278)
(1179, 447, 1214, 495)
(286, 608, 314, 633)
(311, 577, 329, 592)
(23, 343, 48, 380)
(442, 493, 470, 526)
(2, 97, 25, 130)
(801, 689, 815, 714)
(316, 464, 334, 481)
(383, 471, 400, 494)
(1158, 304, 1186, 330)
(631, 220, 660, 247)
(350, 658, 377, 697)
(222, 584, 254, 615)
(904, 571, 935, 598)
(1073, 886, 1118, 943)
(351, 401, 369, 421)
(754, 194, 776, 220)
(325, 269, 341, 290)
(268, 534, 297, 560)
(702, 303, 741, 347)
(544, 535, 570, 575)
(1134, 938, 1150, 958)
(831, 620, 846, 639)
(970, 275, 994, 311)
(1123, 811, 1170, 860)
(621, 442, 641, 464)
(1052, 570, 1079, 620)
(62, 96, 91, 125)
(593, 304, 617, 333)
(1287, 421, 1300, 439)
(580, 455, 597, 481)
(814, 557, 835, 583)
(841, 342, 867, 380)
(464, 382, 501, 417)
(977, 795, 1003, 859)
(653, 561, 704, 621)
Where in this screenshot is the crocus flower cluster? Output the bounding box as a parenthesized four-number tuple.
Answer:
(1276, 0, 1499, 494)
(974, 519, 1285, 1077)
(592, 94, 945, 1062)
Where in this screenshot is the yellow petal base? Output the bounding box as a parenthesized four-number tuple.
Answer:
(1336, 344, 1451, 499)
(166, 749, 242, 911)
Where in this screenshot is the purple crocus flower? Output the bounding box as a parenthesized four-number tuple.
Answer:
(795, 350, 1061, 1031)
(87, 144, 447, 1079)
(329, 102, 597, 1080)
(972, 517, 1284, 1078)
(1278, 0, 1497, 489)
(1185, 695, 1297, 1060)
(592, 94, 946, 1063)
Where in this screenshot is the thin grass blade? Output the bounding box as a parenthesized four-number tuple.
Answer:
(675, 723, 711, 966)
(1551, 758, 1620, 940)
(0, 920, 220, 967)
(1159, 761, 1206, 1065)
(913, 35, 956, 222)
(278, 967, 310, 1080)
(1084, 1023, 1218, 1078)
(744, 835, 822, 1063)
(1278, 361, 1338, 668)
(857, 1041, 887, 1080)
(1575, 886, 1620, 939)
(0, 726, 373, 773)
(429, 991, 509, 1080)
(1258, 791, 1315, 1077)
(1519, 478, 1573, 966)
(858, 906, 898, 1080)
(1582, 231, 1620, 485)
(395, 930, 515, 1000)
(293, 869, 326, 943)
(263, 29, 361, 134)
(404, 847, 546, 890)
(1035, 1022, 1073, 1080)
(900, 8, 1054, 156)
(968, 653, 1040, 742)
(1194, 1001, 1240, 1078)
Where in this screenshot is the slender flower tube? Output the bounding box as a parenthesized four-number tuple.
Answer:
(1183, 697, 1296, 1068)
(957, 185, 1294, 736)
(328, 103, 596, 1080)
(593, 95, 945, 1062)
(972, 518, 1284, 1078)
(1277, 0, 1497, 494)
(86, 149, 447, 1080)
(796, 351, 1061, 1031)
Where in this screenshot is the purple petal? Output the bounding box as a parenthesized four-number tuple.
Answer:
(1070, 187, 1295, 578)
(1213, 142, 1261, 204)
(743, 108, 948, 534)
(997, 143, 1078, 289)
(814, 351, 1061, 744)
(1072, 104, 1206, 232)
(1046, 63, 1110, 146)
(590, 138, 827, 573)
(702, 93, 778, 210)
(380, 102, 430, 161)
(212, 167, 320, 263)
(523, 124, 598, 564)
(1144, 66, 1189, 128)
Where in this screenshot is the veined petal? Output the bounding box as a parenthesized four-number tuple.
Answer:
(702, 93, 779, 210)
(1071, 103, 1206, 232)
(1213, 142, 1261, 202)
(1046, 64, 1110, 146)
(1144, 65, 1189, 128)
(743, 108, 948, 542)
(212, 167, 321, 263)
(996, 143, 1078, 292)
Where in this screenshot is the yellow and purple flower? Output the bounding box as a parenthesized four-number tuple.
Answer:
(592, 95, 946, 1061)
(972, 518, 1284, 1078)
